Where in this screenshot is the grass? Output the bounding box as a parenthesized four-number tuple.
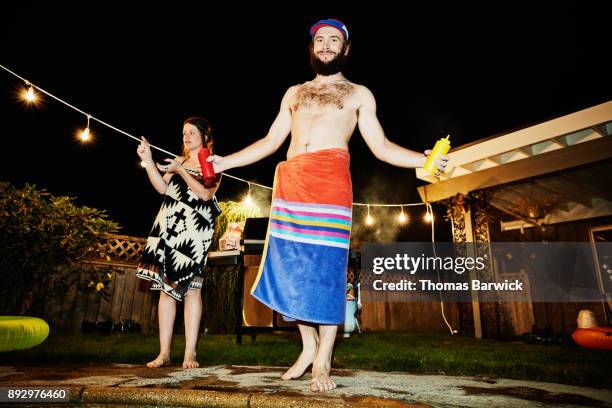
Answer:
(1, 331, 610, 388)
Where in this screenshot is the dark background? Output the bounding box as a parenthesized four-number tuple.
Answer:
(1, 4, 610, 240)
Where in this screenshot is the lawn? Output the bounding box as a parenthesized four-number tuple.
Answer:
(1, 332, 610, 388)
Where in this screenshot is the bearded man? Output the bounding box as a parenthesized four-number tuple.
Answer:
(208, 18, 448, 392)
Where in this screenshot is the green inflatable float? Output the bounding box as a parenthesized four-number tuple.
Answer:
(0, 316, 49, 352)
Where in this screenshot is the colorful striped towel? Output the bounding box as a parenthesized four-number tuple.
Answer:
(251, 148, 352, 324)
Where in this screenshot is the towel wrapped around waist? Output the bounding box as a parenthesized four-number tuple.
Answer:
(251, 148, 352, 324)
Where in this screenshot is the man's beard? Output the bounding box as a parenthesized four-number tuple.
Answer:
(309, 45, 348, 76)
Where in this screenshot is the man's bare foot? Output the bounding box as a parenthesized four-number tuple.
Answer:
(310, 364, 336, 392)
(146, 354, 171, 368)
(182, 352, 199, 369)
(281, 346, 317, 380)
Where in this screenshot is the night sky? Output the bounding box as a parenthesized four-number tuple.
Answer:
(1, 4, 610, 240)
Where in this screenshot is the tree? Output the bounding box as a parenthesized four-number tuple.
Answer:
(0, 183, 119, 315)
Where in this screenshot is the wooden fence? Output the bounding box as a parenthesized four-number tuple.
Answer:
(40, 234, 552, 338)
(43, 234, 157, 334)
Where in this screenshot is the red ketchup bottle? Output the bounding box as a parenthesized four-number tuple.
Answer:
(197, 147, 220, 188)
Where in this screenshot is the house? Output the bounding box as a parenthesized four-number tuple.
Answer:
(415, 101, 612, 339)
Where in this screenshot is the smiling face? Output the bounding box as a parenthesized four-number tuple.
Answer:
(312, 26, 345, 61)
(182, 123, 204, 151)
(309, 26, 350, 76)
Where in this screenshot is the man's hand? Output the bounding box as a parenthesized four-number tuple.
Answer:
(206, 155, 226, 173)
(424, 150, 449, 176)
(156, 158, 183, 173)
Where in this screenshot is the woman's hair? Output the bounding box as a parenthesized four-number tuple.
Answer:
(182, 116, 214, 159)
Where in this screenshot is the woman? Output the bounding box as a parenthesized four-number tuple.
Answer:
(136, 116, 222, 369)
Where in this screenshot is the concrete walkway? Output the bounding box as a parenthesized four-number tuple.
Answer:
(0, 364, 610, 407)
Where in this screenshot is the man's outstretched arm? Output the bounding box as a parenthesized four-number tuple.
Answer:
(208, 87, 295, 173)
(357, 86, 447, 174)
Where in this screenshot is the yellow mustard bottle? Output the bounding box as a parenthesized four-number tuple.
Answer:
(424, 135, 451, 175)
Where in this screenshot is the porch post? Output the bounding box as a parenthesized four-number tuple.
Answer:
(447, 193, 483, 339)
(471, 190, 502, 339)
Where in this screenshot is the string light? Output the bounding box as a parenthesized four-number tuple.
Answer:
(22, 80, 37, 103)
(242, 183, 254, 207)
(365, 205, 374, 226)
(398, 206, 408, 224)
(1, 63, 437, 223)
(24, 85, 36, 102)
(243, 194, 254, 206)
(79, 115, 92, 142)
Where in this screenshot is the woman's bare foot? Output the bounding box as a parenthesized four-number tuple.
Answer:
(146, 354, 171, 368)
(281, 345, 317, 380)
(310, 364, 336, 392)
(182, 352, 199, 369)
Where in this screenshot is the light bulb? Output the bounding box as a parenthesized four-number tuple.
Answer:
(243, 194, 254, 206)
(79, 127, 90, 141)
(24, 86, 36, 102)
(398, 211, 407, 224)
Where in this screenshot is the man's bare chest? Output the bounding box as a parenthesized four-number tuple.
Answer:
(290, 82, 356, 112)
